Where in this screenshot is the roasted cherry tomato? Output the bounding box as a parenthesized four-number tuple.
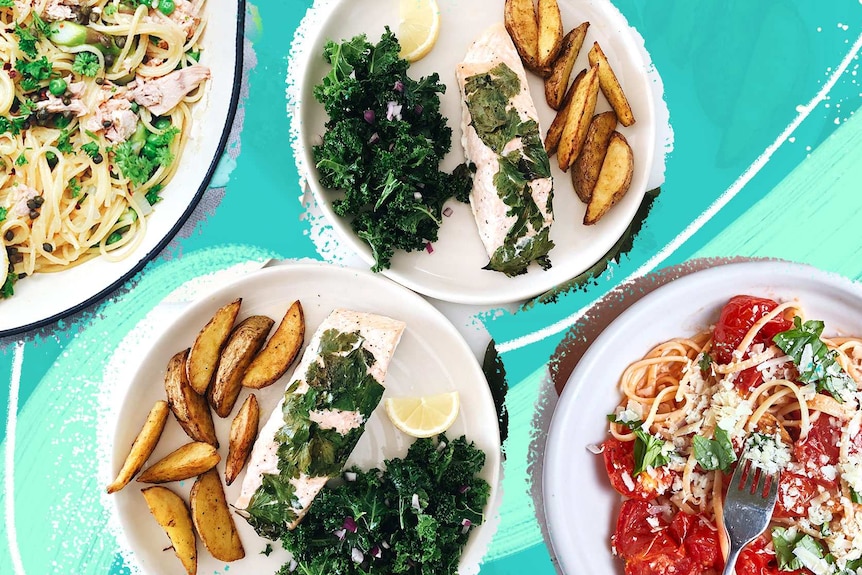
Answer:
(602, 437, 670, 501)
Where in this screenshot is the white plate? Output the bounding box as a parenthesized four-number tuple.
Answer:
(109, 262, 501, 575)
(543, 261, 862, 574)
(0, 2, 244, 337)
(297, 0, 655, 305)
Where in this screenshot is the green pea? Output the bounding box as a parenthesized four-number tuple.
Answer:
(157, 0, 175, 15)
(142, 142, 158, 159)
(154, 117, 172, 130)
(48, 77, 67, 97)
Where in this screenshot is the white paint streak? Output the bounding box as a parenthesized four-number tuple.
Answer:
(497, 31, 862, 354)
(5, 342, 26, 575)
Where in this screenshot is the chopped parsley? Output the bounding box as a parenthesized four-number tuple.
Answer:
(1, 273, 17, 299)
(14, 153, 27, 166)
(113, 126, 178, 186)
(0, 115, 28, 136)
(68, 177, 81, 198)
(692, 427, 737, 472)
(57, 130, 73, 154)
(72, 52, 100, 77)
(0, 0, 15, 7)
(312, 29, 471, 272)
(279, 434, 490, 575)
(773, 317, 857, 402)
(0, 207, 7, 222)
(103, 4, 117, 15)
(144, 184, 163, 205)
(17, 98, 36, 117)
(15, 57, 52, 92)
(14, 24, 40, 59)
(81, 142, 100, 159)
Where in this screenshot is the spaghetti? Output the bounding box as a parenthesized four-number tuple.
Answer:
(0, 0, 210, 298)
(602, 295, 862, 575)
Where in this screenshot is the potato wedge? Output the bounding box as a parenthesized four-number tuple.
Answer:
(137, 442, 220, 484)
(141, 486, 197, 575)
(187, 299, 242, 395)
(588, 42, 636, 126)
(584, 131, 634, 225)
(241, 301, 304, 389)
(536, 0, 564, 69)
(225, 394, 260, 486)
(106, 401, 169, 494)
(190, 469, 245, 562)
(208, 315, 273, 417)
(165, 349, 219, 447)
(544, 22, 589, 110)
(504, 0, 545, 74)
(545, 69, 584, 156)
(572, 111, 618, 203)
(557, 64, 600, 171)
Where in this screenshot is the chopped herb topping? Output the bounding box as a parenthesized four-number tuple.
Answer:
(57, 130, 74, 154)
(15, 57, 52, 92)
(699, 351, 713, 374)
(0, 207, 7, 222)
(72, 52, 100, 77)
(1, 273, 17, 299)
(692, 427, 737, 472)
(14, 154, 27, 166)
(81, 142, 100, 159)
(0, 0, 15, 7)
(68, 177, 81, 197)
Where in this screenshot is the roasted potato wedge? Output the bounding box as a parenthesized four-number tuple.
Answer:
(588, 42, 636, 126)
(137, 442, 220, 484)
(107, 401, 169, 494)
(572, 111, 618, 203)
(165, 348, 219, 447)
(241, 301, 304, 389)
(504, 0, 546, 74)
(558, 64, 600, 171)
(187, 299, 242, 395)
(190, 469, 245, 562)
(225, 394, 260, 486)
(536, 0, 564, 69)
(584, 132, 633, 225)
(141, 486, 197, 575)
(545, 69, 584, 156)
(208, 315, 273, 417)
(544, 23, 589, 110)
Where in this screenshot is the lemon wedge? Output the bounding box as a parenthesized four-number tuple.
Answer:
(384, 391, 460, 438)
(398, 0, 441, 62)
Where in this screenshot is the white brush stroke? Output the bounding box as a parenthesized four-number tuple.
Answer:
(497, 30, 862, 355)
(4, 342, 26, 575)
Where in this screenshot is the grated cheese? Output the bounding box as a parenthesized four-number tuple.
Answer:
(743, 433, 791, 475)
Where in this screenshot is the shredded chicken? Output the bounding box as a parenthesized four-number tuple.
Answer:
(144, 0, 202, 39)
(43, 0, 81, 21)
(35, 79, 88, 117)
(132, 65, 210, 116)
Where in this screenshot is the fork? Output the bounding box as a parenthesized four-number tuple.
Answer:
(720, 460, 780, 575)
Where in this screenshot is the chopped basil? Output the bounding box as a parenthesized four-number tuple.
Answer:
(771, 527, 826, 571)
(632, 428, 670, 476)
(693, 427, 737, 472)
(852, 488, 862, 504)
(699, 351, 713, 374)
(773, 317, 857, 402)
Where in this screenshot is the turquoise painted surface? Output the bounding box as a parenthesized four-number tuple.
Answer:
(3, 1, 862, 574)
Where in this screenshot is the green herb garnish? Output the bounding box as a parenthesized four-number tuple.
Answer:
(15, 57, 52, 92)
(771, 527, 827, 572)
(81, 142, 100, 159)
(1, 273, 17, 299)
(692, 427, 737, 472)
(72, 52, 100, 77)
(773, 317, 857, 402)
(0, 207, 7, 222)
(699, 352, 713, 374)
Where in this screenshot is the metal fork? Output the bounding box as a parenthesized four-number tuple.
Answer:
(721, 460, 780, 575)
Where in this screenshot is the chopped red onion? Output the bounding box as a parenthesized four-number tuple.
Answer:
(370, 545, 382, 559)
(458, 485, 470, 494)
(351, 548, 364, 564)
(394, 80, 404, 92)
(414, 104, 423, 115)
(343, 516, 357, 533)
(363, 109, 375, 124)
(461, 519, 472, 534)
(442, 206, 453, 217)
(424, 242, 434, 254)
(386, 101, 402, 121)
(334, 528, 346, 540)
(367, 133, 380, 145)
(343, 471, 357, 482)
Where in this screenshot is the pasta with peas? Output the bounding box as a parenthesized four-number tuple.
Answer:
(0, 0, 209, 298)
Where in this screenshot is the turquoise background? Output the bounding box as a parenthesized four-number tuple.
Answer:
(4, 0, 862, 573)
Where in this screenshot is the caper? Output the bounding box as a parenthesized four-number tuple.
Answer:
(3, 230, 13, 241)
(92, 153, 103, 164)
(42, 243, 53, 253)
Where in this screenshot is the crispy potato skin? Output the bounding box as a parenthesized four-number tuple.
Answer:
(558, 64, 599, 171)
(241, 301, 305, 389)
(545, 68, 584, 156)
(504, 0, 548, 75)
(536, 0, 564, 69)
(572, 111, 618, 203)
(107, 401, 169, 494)
(187, 299, 242, 395)
(584, 131, 633, 224)
(208, 315, 273, 418)
(544, 22, 589, 110)
(141, 486, 198, 575)
(190, 470, 245, 562)
(165, 349, 219, 447)
(225, 394, 260, 486)
(588, 42, 636, 126)
(137, 442, 220, 484)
